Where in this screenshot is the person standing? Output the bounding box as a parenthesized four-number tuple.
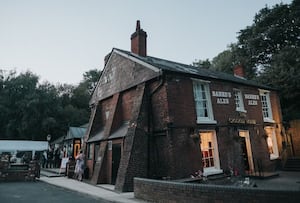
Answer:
(47, 149, 54, 168)
(74, 150, 85, 181)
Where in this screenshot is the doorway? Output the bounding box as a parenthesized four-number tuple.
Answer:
(239, 130, 254, 173)
(94, 144, 100, 170)
(111, 144, 121, 184)
(73, 142, 81, 158)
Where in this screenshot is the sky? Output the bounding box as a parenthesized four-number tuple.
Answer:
(0, 0, 292, 85)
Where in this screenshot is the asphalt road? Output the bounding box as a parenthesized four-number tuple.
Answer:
(0, 181, 108, 203)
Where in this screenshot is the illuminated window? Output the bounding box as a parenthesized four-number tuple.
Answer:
(234, 89, 245, 112)
(260, 90, 273, 122)
(200, 131, 222, 176)
(192, 79, 215, 124)
(264, 127, 279, 160)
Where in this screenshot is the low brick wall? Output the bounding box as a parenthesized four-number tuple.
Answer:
(0, 161, 40, 182)
(134, 178, 300, 203)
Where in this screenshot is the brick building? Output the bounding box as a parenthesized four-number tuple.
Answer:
(84, 21, 286, 192)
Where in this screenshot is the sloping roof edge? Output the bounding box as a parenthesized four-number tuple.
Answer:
(114, 48, 275, 90)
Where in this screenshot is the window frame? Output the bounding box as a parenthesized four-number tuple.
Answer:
(199, 130, 222, 176)
(192, 79, 216, 124)
(259, 89, 274, 123)
(233, 89, 246, 112)
(87, 143, 93, 160)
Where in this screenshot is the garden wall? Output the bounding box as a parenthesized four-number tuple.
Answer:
(134, 178, 300, 203)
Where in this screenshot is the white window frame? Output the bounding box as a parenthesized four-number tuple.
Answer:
(199, 131, 222, 176)
(234, 89, 246, 112)
(264, 126, 279, 160)
(192, 79, 216, 124)
(259, 89, 274, 123)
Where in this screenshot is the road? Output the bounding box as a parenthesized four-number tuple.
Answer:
(0, 181, 108, 203)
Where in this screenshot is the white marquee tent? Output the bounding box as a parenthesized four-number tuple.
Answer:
(0, 140, 48, 158)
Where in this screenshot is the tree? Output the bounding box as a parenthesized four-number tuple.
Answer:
(236, 1, 299, 74)
(192, 59, 211, 69)
(0, 68, 102, 140)
(210, 46, 234, 74)
(81, 69, 102, 95)
(260, 46, 300, 120)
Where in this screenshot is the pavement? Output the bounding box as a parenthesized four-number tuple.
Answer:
(39, 168, 300, 203)
(39, 168, 147, 203)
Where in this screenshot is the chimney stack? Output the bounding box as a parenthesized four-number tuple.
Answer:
(131, 20, 147, 57)
(233, 65, 245, 78)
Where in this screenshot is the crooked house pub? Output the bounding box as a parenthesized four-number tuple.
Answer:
(83, 21, 286, 192)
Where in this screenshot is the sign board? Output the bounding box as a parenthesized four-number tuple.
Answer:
(60, 157, 69, 169)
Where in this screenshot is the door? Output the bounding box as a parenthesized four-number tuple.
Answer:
(94, 144, 100, 170)
(239, 130, 254, 173)
(111, 144, 121, 184)
(239, 137, 250, 170)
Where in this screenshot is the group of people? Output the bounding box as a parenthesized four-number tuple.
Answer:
(41, 146, 85, 181)
(41, 147, 64, 168)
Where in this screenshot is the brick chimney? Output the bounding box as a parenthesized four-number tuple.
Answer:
(233, 65, 245, 78)
(131, 20, 147, 57)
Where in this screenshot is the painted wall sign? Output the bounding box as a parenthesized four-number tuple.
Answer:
(212, 91, 232, 98)
(244, 94, 259, 106)
(212, 91, 231, 105)
(228, 118, 256, 125)
(217, 98, 229, 104)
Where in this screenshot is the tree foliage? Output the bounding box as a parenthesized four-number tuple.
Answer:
(0, 69, 101, 141)
(192, 59, 211, 69)
(194, 0, 300, 120)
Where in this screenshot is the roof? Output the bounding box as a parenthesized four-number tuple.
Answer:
(113, 48, 272, 90)
(87, 122, 129, 143)
(0, 140, 48, 152)
(87, 129, 104, 143)
(64, 127, 86, 140)
(51, 136, 65, 145)
(108, 122, 129, 139)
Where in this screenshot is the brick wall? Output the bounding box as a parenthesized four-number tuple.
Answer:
(165, 75, 197, 125)
(151, 75, 279, 176)
(115, 84, 149, 192)
(134, 178, 300, 203)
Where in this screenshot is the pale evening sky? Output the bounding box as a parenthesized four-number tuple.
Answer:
(0, 0, 292, 85)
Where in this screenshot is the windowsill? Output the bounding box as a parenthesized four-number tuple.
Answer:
(236, 109, 247, 113)
(270, 154, 279, 160)
(203, 168, 223, 177)
(197, 119, 217, 124)
(264, 118, 275, 123)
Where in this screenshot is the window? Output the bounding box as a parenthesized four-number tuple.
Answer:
(87, 144, 93, 159)
(234, 89, 245, 112)
(260, 90, 273, 122)
(264, 127, 279, 160)
(200, 131, 222, 176)
(192, 79, 215, 123)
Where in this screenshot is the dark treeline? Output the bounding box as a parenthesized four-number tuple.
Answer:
(0, 69, 101, 141)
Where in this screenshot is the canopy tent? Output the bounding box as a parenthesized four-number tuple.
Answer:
(0, 140, 48, 155)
